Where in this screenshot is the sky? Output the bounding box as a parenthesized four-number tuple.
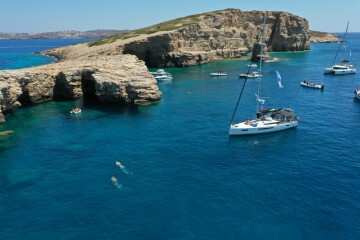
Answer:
(1, 0, 359, 33)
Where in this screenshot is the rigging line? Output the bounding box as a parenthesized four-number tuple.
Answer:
(229, 42, 262, 126)
(256, 16, 267, 114)
(332, 21, 349, 65)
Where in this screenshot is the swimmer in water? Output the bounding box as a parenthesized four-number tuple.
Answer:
(111, 176, 118, 183)
(115, 161, 125, 169)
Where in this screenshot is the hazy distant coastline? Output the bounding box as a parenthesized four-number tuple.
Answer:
(0, 29, 129, 39)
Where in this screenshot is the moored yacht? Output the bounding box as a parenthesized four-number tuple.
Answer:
(229, 16, 299, 136)
(324, 22, 356, 75)
(324, 60, 356, 75)
(229, 108, 298, 135)
(150, 69, 169, 75)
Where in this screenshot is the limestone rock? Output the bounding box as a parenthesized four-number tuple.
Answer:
(0, 112, 5, 124)
(310, 31, 340, 43)
(0, 55, 161, 119)
(0, 130, 14, 137)
(42, 9, 310, 67)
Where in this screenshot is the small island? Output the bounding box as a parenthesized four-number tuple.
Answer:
(310, 30, 340, 43)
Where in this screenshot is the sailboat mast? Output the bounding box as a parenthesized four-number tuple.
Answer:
(256, 16, 266, 114)
(332, 21, 349, 65)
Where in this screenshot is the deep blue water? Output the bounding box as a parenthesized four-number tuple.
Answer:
(1, 35, 360, 239)
(0, 38, 94, 70)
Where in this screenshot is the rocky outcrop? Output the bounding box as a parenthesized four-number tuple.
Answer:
(0, 55, 161, 117)
(121, 10, 310, 67)
(310, 31, 340, 43)
(43, 9, 310, 67)
(0, 112, 5, 124)
(0, 130, 13, 138)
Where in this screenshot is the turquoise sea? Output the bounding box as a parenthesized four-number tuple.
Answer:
(1, 35, 360, 239)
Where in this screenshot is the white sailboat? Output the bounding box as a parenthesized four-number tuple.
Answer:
(229, 16, 299, 136)
(324, 22, 356, 75)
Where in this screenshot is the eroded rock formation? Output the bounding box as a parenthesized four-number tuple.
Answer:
(121, 10, 310, 67)
(0, 55, 161, 117)
(43, 9, 310, 68)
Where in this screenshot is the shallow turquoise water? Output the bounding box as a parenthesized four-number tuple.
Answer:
(1, 35, 360, 239)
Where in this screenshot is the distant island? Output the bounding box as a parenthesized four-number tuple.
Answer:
(0, 29, 129, 39)
(309, 31, 340, 43)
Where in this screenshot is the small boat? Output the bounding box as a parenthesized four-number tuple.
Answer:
(155, 74, 173, 80)
(150, 69, 169, 75)
(247, 63, 258, 68)
(300, 81, 324, 89)
(354, 86, 360, 100)
(238, 71, 262, 78)
(70, 107, 81, 114)
(210, 72, 227, 77)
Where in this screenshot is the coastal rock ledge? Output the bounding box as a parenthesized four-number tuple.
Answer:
(0, 55, 161, 120)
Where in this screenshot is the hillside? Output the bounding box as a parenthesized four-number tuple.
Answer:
(43, 9, 310, 67)
(0, 30, 128, 39)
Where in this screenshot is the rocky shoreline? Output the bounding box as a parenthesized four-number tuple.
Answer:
(0, 55, 161, 122)
(0, 9, 313, 124)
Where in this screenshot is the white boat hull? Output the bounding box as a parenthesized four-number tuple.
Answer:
(300, 82, 324, 89)
(210, 73, 227, 76)
(324, 64, 356, 75)
(238, 72, 262, 78)
(229, 120, 298, 135)
(334, 69, 356, 75)
(155, 74, 173, 80)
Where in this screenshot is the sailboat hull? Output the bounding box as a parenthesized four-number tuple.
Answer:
(229, 120, 298, 135)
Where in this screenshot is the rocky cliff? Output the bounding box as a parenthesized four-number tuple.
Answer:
(121, 10, 310, 67)
(44, 9, 310, 67)
(0, 55, 161, 117)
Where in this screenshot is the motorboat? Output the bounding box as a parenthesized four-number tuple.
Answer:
(155, 74, 173, 80)
(210, 72, 227, 77)
(70, 107, 81, 114)
(354, 86, 360, 101)
(150, 69, 169, 75)
(247, 64, 258, 68)
(238, 72, 262, 78)
(229, 16, 299, 136)
(300, 81, 324, 89)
